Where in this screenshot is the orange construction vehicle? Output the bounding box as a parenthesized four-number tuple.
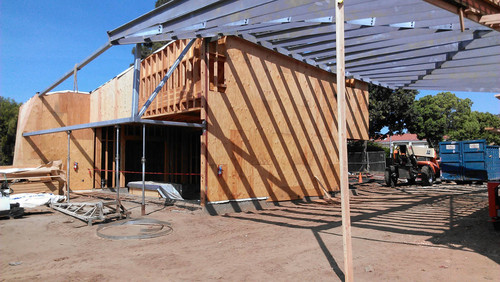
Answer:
(385, 145, 440, 187)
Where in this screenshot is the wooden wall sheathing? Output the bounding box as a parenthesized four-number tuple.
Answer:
(89, 68, 133, 122)
(13, 92, 95, 191)
(139, 40, 203, 119)
(205, 37, 369, 202)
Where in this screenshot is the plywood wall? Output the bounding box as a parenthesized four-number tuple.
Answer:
(205, 37, 369, 202)
(13, 92, 95, 190)
(90, 68, 133, 122)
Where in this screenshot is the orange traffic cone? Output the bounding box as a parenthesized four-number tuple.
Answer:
(358, 172, 363, 183)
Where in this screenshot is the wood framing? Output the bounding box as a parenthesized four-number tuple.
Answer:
(139, 40, 203, 121)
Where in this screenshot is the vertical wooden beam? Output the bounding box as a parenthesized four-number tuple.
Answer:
(459, 8, 465, 32)
(336, 1, 354, 281)
(200, 38, 208, 206)
(94, 128, 102, 189)
(104, 128, 109, 188)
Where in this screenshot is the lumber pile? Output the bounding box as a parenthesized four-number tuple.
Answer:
(1, 161, 65, 195)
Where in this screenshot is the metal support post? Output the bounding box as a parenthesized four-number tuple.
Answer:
(131, 43, 141, 117)
(336, 0, 354, 281)
(115, 125, 120, 211)
(136, 38, 196, 118)
(66, 130, 71, 203)
(141, 124, 146, 216)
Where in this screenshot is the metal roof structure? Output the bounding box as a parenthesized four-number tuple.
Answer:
(107, 0, 500, 93)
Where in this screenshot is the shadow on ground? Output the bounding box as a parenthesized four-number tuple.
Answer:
(223, 181, 499, 280)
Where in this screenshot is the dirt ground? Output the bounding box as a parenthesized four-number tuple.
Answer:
(1, 179, 499, 281)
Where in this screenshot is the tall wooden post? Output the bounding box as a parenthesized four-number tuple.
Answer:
(336, 0, 354, 281)
(200, 38, 208, 206)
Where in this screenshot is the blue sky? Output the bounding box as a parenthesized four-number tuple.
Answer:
(1, 1, 499, 114)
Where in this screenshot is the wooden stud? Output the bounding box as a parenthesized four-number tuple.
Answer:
(459, 8, 465, 32)
(200, 38, 208, 206)
(336, 1, 354, 281)
(94, 128, 102, 189)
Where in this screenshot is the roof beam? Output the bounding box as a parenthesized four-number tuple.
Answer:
(351, 63, 437, 74)
(108, 0, 224, 42)
(38, 43, 112, 96)
(423, 0, 500, 31)
(22, 117, 204, 137)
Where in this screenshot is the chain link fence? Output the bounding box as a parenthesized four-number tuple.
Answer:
(348, 151, 386, 173)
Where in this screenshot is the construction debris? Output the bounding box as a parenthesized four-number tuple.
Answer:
(0, 161, 65, 195)
(50, 201, 130, 226)
(10, 193, 65, 208)
(96, 218, 173, 240)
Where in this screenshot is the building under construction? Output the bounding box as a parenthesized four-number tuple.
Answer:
(13, 37, 369, 209)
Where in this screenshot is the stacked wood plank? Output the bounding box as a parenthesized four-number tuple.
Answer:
(1, 161, 65, 195)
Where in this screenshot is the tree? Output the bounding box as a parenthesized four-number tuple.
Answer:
(413, 92, 473, 148)
(466, 111, 500, 145)
(369, 85, 418, 139)
(0, 97, 21, 165)
(131, 0, 170, 60)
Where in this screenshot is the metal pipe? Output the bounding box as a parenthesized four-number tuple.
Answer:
(66, 130, 71, 203)
(141, 124, 146, 216)
(39, 42, 112, 96)
(131, 43, 141, 117)
(115, 125, 120, 210)
(136, 38, 196, 118)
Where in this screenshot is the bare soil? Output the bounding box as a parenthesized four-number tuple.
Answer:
(1, 179, 499, 281)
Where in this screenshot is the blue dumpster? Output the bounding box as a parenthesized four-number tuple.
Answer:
(439, 141, 462, 181)
(439, 140, 500, 182)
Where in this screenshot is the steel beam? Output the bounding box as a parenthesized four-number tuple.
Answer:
(368, 71, 428, 79)
(66, 130, 71, 203)
(108, 0, 224, 42)
(439, 54, 500, 68)
(115, 125, 120, 211)
(354, 63, 436, 75)
(405, 85, 500, 92)
(141, 124, 146, 216)
(23, 118, 134, 137)
(138, 119, 205, 128)
(342, 43, 459, 68)
(431, 64, 500, 75)
(39, 43, 112, 96)
(22, 117, 204, 137)
(347, 56, 446, 71)
(131, 44, 141, 117)
(422, 71, 500, 80)
(345, 31, 473, 62)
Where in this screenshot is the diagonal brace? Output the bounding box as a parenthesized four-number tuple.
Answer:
(136, 38, 196, 119)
